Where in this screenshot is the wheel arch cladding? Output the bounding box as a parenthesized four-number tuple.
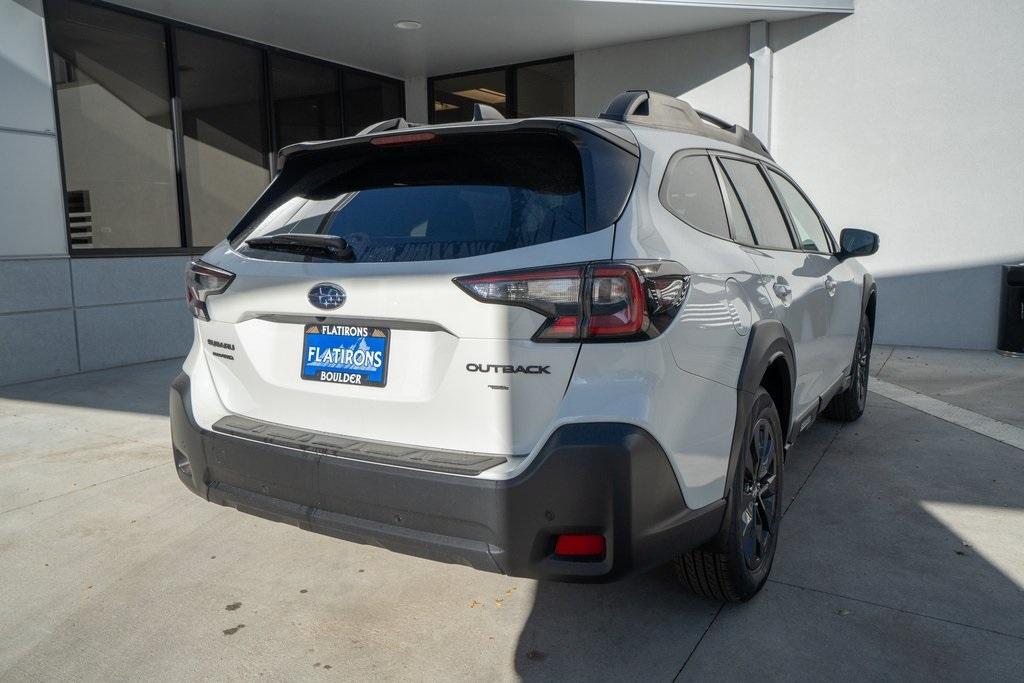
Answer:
(712, 320, 795, 548)
(863, 274, 877, 335)
(738, 320, 796, 440)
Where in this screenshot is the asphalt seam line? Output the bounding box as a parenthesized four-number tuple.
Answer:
(767, 578, 1024, 642)
(0, 462, 166, 516)
(869, 378, 1024, 452)
(674, 602, 725, 681)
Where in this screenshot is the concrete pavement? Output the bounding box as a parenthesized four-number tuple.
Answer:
(1, 349, 1022, 681)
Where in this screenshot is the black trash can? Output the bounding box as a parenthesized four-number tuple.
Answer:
(998, 263, 1024, 357)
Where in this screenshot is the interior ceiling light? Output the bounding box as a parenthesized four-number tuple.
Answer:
(394, 20, 422, 30)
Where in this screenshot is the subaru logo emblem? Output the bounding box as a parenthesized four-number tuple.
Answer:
(308, 283, 346, 310)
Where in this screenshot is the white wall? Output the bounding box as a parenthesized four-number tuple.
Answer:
(574, 24, 751, 124)
(770, 0, 1024, 350)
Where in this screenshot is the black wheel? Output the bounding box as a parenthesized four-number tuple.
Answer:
(674, 387, 784, 602)
(823, 313, 872, 422)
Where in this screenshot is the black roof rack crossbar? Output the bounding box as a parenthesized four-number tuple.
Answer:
(599, 90, 771, 159)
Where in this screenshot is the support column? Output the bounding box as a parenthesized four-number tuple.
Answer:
(748, 20, 773, 149)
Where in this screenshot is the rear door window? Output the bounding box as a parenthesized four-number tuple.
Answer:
(232, 129, 635, 263)
(718, 158, 794, 250)
(659, 153, 730, 239)
(767, 170, 832, 253)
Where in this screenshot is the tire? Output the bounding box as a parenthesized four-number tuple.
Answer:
(823, 313, 872, 422)
(674, 387, 784, 602)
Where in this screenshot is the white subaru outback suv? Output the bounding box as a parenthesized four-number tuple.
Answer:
(171, 90, 878, 602)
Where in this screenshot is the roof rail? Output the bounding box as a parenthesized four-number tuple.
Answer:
(599, 90, 771, 159)
(356, 117, 421, 136)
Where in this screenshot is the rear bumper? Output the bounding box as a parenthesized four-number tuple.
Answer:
(170, 372, 724, 581)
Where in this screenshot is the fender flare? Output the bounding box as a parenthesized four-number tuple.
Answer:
(711, 320, 796, 549)
(860, 273, 877, 328)
(841, 273, 878, 382)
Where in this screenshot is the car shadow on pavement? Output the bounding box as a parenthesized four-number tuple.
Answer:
(512, 398, 1024, 681)
(513, 564, 719, 681)
(0, 358, 180, 417)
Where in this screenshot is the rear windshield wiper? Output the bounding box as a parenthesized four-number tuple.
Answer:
(245, 234, 356, 261)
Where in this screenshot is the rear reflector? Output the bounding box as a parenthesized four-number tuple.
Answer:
(554, 534, 606, 558)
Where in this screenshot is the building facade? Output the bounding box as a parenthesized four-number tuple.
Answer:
(2, 0, 1022, 385)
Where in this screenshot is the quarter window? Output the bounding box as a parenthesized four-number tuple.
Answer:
(660, 154, 730, 239)
(718, 159, 794, 250)
(768, 170, 831, 252)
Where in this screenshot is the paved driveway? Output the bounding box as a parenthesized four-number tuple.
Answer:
(1, 349, 1022, 681)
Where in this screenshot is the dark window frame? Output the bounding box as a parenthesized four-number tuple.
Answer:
(707, 149, 838, 255)
(761, 164, 838, 255)
(44, 0, 405, 258)
(427, 55, 573, 124)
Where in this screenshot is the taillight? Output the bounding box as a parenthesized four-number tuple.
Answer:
(185, 260, 234, 321)
(454, 261, 689, 342)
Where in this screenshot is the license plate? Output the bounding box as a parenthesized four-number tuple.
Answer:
(300, 324, 389, 387)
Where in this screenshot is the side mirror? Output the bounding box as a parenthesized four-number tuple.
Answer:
(838, 228, 879, 260)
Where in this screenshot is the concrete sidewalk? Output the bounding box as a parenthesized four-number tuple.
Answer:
(1, 349, 1022, 681)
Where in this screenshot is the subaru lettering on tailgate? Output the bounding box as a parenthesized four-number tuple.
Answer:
(301, 324, 389, 387)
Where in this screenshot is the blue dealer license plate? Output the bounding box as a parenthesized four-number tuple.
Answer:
(300, 324, 389, 387)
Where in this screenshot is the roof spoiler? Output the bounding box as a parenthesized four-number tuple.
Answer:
(599, 90, 771, 159)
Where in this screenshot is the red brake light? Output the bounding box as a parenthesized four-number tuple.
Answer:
(370, 132, 438, 146)
(554, 534, 606, 558)
(185, 260, 234, 321)
(586, 265, 646, 337)
(454, 261, 688, 342)
(456, 266, 585, 341)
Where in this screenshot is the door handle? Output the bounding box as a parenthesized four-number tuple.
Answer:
(773, 278, 792, 299)
(825, 276, 838, 297)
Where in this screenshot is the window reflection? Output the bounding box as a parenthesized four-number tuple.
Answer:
(431, 69, 507, 124)
(49, 0, 181, 249)
(176, 29, 270, 247)
(271, 55, 341, 150)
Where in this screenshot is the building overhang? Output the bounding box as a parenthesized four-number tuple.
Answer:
(107, 0, 853, 79)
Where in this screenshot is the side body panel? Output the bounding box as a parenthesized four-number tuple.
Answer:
(741, 246, 833, 417)
(609, 128, 775, 507)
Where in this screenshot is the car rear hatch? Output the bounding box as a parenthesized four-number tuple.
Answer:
(196, 121, 639, 460)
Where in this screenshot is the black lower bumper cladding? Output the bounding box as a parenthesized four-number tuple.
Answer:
(170, 373, 724, 581)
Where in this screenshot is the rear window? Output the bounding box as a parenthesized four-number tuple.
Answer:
(231, 129, 635, 263)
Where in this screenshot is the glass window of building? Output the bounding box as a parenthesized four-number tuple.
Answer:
(270, 54, 341, 150)
(431, 69, 507, 124)
(343, 72, 404, 135)
(430, 58, 573, 123)
(48, 0, 181, 249)
(175, 29, 270, 247)
(515, 59, 574, 118)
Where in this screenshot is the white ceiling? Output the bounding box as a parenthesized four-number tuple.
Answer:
(109, 0, 853, 79)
